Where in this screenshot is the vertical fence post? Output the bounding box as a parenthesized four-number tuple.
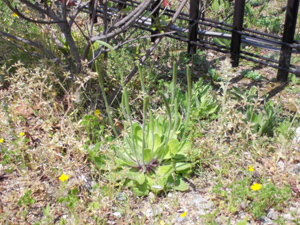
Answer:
(151, 0, 160, 42)
(277, 0, 300, 82)
(89, 0, 98, 23)
(118, 0, 127, 11)
(188, 0, 199, 55)
(230, 0, 245, 67)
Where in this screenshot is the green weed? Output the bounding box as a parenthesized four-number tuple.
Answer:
(213, 167, 292, 219)
(112, 63, 195, 196)
(241, 69, 263, 81)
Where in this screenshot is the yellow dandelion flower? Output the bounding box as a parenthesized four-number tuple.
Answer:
(248, 165, 254, 172)
(251, 183, 261, 191)
(0, 138, 3, 143)
(59, 174, 69, 182)
(19, 132, 25, 136)
(94, 109, 101, 116)
(13, 13, 18, 17)
(180, 212, 187, 218)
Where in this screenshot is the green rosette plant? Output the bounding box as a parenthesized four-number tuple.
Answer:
(167, 78, 220, 121)
(231, 86, 278, 136)
(113, 62, 195, 196)
(246, 100, 277, 136)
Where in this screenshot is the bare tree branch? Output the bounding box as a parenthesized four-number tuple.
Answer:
(90, 0, 154, 42)
(3, 0, 182, 76)
(0, 30, 61, 63)
(0, 35, 40, 58)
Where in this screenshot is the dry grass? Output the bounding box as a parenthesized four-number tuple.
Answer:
(1, 0, 300, 223)
(1, 56, 300, 224)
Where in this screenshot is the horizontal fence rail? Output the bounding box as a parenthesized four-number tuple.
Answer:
(80, 0, 300, 80)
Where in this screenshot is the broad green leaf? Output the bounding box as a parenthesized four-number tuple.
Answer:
(149, 172, 165, 193)
(236, 217, 248, 225)
(92, 41, 99, 50)
(136, 172, 146, 185)
(150, 176, 166, 193)
(154, 145, 167, 160)
(128, 169, 145, 185)
(168, 139, 179, 156)
(159, 145, 171, 160)
(132, 179, 149, 196)
(173, 177, 189, 191)
(147, 133, 161, 152)
(166, 174, 189, 191)
(212, 0, 220, 12)
(146, 174, 155, 187)
(132, 123, 142, 149)
(173, 154, 186, 161)
(175, 162, 192, 172)
(156, 165, 173, 177)
(178, 141, 191, 154)
(143, 148, 152, 164)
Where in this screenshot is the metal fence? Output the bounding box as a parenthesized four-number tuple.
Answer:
(95, 0, 300, 82)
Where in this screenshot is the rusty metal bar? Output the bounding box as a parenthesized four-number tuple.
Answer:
(277, 0, 300, 82)
(230, 0, 245, 67)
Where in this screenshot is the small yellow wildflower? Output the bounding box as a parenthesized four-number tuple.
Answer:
(19, 132, 25, 136)
(251, 183, 261, 191)
(94, 109, 101, 116)
(0, 138, 3, 143)
(59, 174, 69, 182)
(159, 220, 165, 225)
(180, 212, 187, 218)
(13, 13, 18, 17)
(248, 165, 254, 172)
(25, 10, 29, 13)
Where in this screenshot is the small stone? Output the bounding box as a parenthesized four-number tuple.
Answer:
(283, 213, 293, 220)
(145, 208, 152, 218)
(276, 161, 284, 171)
(295, 127, 300, 139)
(240, 201, 246, 209)
(260, 216, 273, 224)
(192, 197, 207, 204)
(196, 209, 206, 215)
(208, 52, 214, 57)
(267, 208, 279, 220)
(293, 127, 300, 151)
(113, 212, 122, 218)
(203, 201, 214, 209)
(116, 193, 126, 201)
(152, 207, 163, 217)
(290, 163, 300, 175)
(193, 197, 213, 210)
(177, 216, 187, 223)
